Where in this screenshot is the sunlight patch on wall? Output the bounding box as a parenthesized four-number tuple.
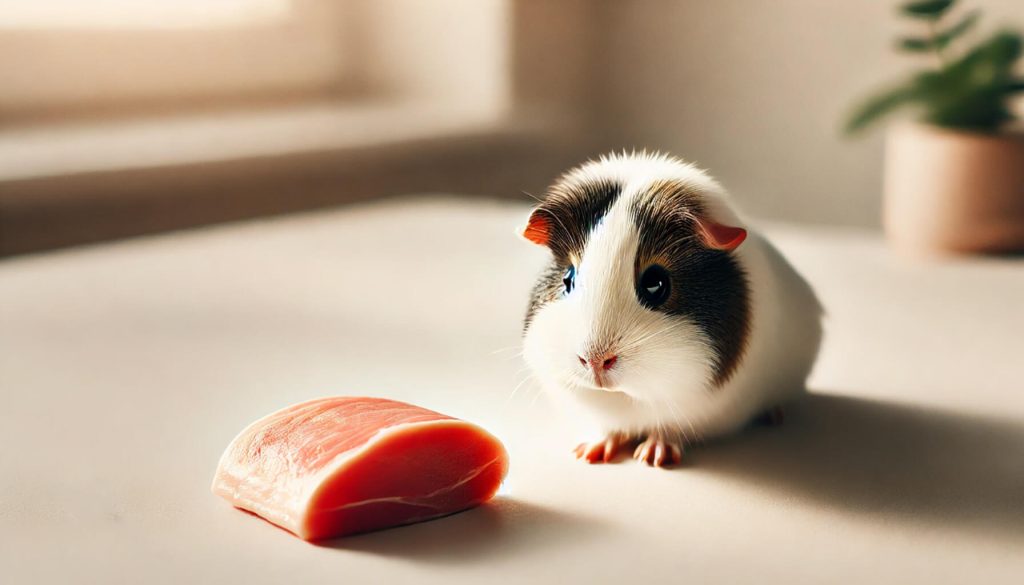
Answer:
(0, 0, 291, 30)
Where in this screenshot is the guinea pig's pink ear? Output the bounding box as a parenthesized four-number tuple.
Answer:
(696, 218, 747, 251)
(519, 208, 552, 246)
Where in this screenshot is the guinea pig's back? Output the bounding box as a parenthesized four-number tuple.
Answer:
(731, 229, 824, 414)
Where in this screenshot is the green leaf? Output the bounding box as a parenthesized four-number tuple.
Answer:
(898, 37, 934, 52)
(844, 84, 922, 135)
(908, 32, 1024, 131)
(983, 31, 1023, 64)
(846, 28, 1024, 136)
(938, 10, 980, 44)
(949, 31, 1022, 73)
(924, 93, 1014, 130)
(897, 11, 979, 52)
(901, 0, 955, 20)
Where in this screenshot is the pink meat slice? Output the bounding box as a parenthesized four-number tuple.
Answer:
(212, 397, 509, 541)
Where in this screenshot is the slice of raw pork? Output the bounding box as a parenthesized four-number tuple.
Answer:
(212, 397, 508, 541)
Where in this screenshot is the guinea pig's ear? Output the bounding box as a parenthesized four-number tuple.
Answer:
(696, 218, 747, 251)
(519, 208, 552, 246)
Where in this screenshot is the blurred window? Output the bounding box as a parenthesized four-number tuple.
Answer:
(0, 0, 513, 181)
(0, 0, 352, 120)
(0, 0, 290, 29)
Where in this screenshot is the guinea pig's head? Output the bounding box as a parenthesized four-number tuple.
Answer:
(521, 152, 751, 410)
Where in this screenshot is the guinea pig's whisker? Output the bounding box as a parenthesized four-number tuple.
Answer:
(618, 325, 679, 353)
(506, 375, 533, 404)
(683, 407, 710, 445)
(681, 413, 699, 445)
(489, 345, 524, 356)
(651, 386, 685, 437)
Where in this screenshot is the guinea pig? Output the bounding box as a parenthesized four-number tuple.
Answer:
(520, 151, 822, 467)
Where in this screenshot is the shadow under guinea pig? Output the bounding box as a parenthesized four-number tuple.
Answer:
(697, 392, 1024, 542)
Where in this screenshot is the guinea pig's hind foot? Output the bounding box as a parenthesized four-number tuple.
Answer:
(633, 436, 683, 468)
(573, 432, 629, 463)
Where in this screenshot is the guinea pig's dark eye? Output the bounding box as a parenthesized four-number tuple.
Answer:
(637, 265, 671, 309)
(562, 264, 576, 295)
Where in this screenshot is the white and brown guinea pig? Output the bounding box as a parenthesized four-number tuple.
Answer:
(520, 151, 822, 468)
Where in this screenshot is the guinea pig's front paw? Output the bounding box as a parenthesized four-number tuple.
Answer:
(633, 436, 683, 468)
(573, 433, 629, 464)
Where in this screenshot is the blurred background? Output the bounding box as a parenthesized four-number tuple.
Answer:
(1, 0, 1022, 256)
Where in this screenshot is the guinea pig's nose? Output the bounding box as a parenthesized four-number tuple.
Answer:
(578, 352, 618, 371)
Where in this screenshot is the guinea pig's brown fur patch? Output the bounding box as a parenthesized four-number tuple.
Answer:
(631, 180, 751, 387)
(528, 178, 622, 262)
(524, 178, 622, 328)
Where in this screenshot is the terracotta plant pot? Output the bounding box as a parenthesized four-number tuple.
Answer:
(883, 122, 1024, 255)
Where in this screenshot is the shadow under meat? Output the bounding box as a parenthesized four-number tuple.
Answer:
(318, 498, 607, 564)
(698, 392, 1024, 542)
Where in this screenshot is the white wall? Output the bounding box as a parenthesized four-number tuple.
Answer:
(594, 0, 1024, 228)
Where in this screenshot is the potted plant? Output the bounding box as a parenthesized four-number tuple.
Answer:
(845, 0, 1024, 254)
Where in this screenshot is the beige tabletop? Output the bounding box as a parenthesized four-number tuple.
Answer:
(2, 197, 1023, 584)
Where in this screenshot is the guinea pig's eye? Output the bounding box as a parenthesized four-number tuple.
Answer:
(562, 264, 576, 296)
(637, 265, 671, 308)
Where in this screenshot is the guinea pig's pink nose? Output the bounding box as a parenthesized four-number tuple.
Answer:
(578, 352, 618, 371)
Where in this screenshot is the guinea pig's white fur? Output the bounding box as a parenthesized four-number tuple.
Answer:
(523, 152, 822, 449)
